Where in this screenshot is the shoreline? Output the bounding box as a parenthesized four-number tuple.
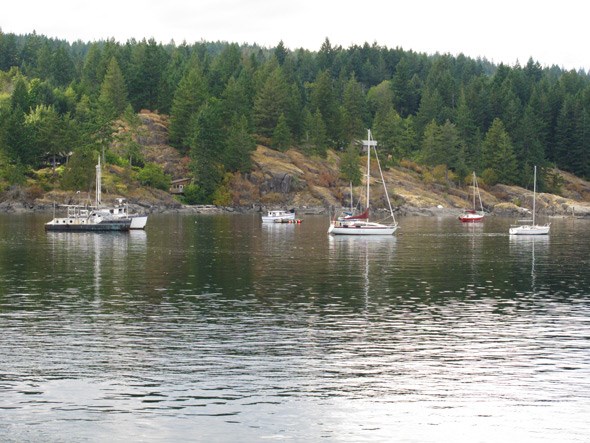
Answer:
(2, 199, 588, 219)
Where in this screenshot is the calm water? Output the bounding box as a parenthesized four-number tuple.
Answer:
(0, 213, 589, 442)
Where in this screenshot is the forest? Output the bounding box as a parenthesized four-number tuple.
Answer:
(0, 31, 589, 205)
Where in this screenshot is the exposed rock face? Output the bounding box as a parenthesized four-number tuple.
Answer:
(137, 110, 169, 145)
(250, 146, 306, 197)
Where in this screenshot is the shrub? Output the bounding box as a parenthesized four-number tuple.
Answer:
(481, 168, 498, 186)
(137, 163, 171, 191)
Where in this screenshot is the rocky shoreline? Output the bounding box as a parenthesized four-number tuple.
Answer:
(3, 197, 589, 219)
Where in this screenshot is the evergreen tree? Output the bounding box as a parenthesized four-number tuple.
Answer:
(169, 58, 209, 150)
(305, 108, 328, 157)
(189, 98, 226, 203)
(391, 56, 421, 117)
(128, 38, 168, 111)
(225, 115, 255, 172)
(481, 118, 518, 184)
(221, 75, 252, 126)
(373, 108, 405, 160)
(25, 104, 61, 168)
(98, 57, 128, 121)
(2, 108, 35, 165)
(340, 143, 362, 186)
(514, 104, 546, 185)
(253, 66, 289, 138)
(271, 113, 292, 152)
(274, 40, 288, 66)
(209, 43, 242, 96)
(367, 80, 394, 117)
(80, 43, 103, 97)
(0, 32, 19, 71)
(309, 70, 338, 142)
(342, 74, 367, 143)
(10, 76, 30, 111)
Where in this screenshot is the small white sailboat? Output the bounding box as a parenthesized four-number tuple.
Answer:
(459, 171, 485, 223)
(328, 129, 398, 236)
(509, 166, 550, 235)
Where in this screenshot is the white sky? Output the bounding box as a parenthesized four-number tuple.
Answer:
(1, 0, 588, 71)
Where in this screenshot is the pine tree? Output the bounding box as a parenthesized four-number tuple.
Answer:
(305, 108, 328, 157)
(189, 98, 226, 203)
(169, 58, 209, 150)
(271, 113, 292, 152)
(482, 118, 518, 184)
(342, 74, 366, 144)
(340, 143, 362, 186)
(226, 115, 255, 172)
(253, 66, 289, 138)
(98, 57, 128, 121)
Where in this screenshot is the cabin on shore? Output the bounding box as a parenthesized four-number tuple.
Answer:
(170, 178, 191, 195)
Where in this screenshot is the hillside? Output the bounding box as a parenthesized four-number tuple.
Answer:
(2, 111, 590, 218)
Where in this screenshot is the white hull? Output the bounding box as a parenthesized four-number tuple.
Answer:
(509, 224, 550, 235)
(329, 129, 398, 237)
(129, 215, 148, 229)
(508, 166, 548, 236)
(328, 221, 397, 235)
(262, 212, 296, 223)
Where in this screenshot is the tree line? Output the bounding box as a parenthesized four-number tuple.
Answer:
(1, 31, 589, 204)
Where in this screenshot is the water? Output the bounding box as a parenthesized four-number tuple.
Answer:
(0, 213, 589, 442)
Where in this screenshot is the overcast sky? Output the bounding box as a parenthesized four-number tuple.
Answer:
(2, 0, 588, 71)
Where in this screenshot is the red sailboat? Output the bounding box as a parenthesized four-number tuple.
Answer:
(459, 172, 485, 223)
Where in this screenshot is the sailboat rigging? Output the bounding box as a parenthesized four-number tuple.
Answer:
(509, 165, 550, 235)
(328, 129, 398, 235)
(458, 171, 485, 222)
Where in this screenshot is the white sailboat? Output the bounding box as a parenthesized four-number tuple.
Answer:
(509, 166, 550, 235)
(458, 172, 485, 222)
(93, 158, 148, 229)
(328, 129, 398, 236)
(45, 157, 132, 232)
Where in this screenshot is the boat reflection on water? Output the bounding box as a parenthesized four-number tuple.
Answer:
(45, 230, 147, 296)
(328, 235, 397, 307)
(509, 234, 550, 294)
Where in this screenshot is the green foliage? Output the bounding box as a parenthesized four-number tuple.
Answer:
(340, 144, 362, 185)
(482, 118, 518, 184)
(98, 57, 128, 120)
(253, 65, 289, 137)
(226, 115, 256, 172)
(480, 168, 499, 186)
(137, 163, 171, 191)
(61, 149, 98, 192)
(181, 183, 202, 205)
(189, 98, 226, 202)
(303, 108, 328, 157)
(212, 173, 233, 206)
(169, 57, 209, 150)
(2, 30, 590, 196)
(1, 162, 27, 185)
(271, 113, 291, 152)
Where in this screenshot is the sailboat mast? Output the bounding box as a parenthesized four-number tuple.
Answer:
(533, 165, 537, 226)
(96, 157, 101, 207)
(366, 129, 371, 211)
(350, 181, 353, 213)
(472, 172, 476, 210)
